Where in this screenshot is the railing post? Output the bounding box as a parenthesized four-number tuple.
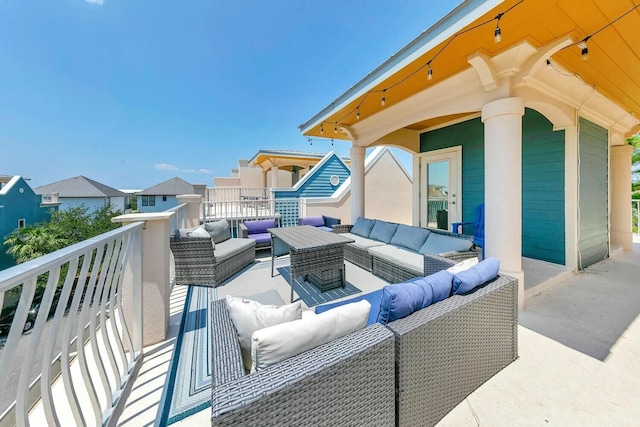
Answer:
(112, 213, 174, 346)
(177, 194, 203, 228)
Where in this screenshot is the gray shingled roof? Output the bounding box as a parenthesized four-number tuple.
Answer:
(34, 176, 126, 198)
(137, 177, 194, 196)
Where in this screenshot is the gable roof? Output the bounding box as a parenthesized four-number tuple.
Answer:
(34, 176, 126, 198)
(137, 177, 194, 196)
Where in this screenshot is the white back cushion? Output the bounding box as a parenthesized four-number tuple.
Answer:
(251, 300, 370, 372)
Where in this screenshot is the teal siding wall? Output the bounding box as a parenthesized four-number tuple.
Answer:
(0, 177, 54, 270)
(578, 117, 609, 269)
(522, 109, 565, 264)
(420, 117, 484, 235)
(420, 109, 566, 265)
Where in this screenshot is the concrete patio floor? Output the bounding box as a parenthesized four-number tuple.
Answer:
(118, 238, 640, 426)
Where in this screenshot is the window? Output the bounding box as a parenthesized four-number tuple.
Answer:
(141, 196, 156, 207)
(18, 218, 26, 228)
(162, 195, 167, 202)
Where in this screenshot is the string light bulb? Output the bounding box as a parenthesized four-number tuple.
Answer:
(320, 124, 324, 135)
(494, 13, 503, 43)
(334, 124, 337, 134)
(546, 59, 551, 68)
(579, 37, 590, 61)
(427, 63, 433, 80)
(356, 107, 360, 120)
(381, 90, 386, 106)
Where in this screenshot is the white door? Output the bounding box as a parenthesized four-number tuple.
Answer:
(419, 147, 462, 230)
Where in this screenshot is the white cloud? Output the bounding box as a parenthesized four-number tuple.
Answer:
(154, 164, 213, 174)
(84, 0, 104, 4)
(155, 163, 179, 171)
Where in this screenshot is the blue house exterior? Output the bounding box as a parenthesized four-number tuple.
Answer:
(136, 177, 195, 213)
(272, 152, 350, 226)
(0, 176, 55, 270)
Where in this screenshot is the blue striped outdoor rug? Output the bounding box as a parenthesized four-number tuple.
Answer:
(277, 266, 361, 307)
(160, 285, 213, 425)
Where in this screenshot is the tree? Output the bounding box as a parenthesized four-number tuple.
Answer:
(4, 203, 122, 264)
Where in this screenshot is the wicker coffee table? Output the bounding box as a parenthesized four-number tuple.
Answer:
(268, 225, 355, 302)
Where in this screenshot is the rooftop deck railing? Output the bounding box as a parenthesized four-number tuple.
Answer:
(0, 222, 144, 427)
(203, 197, 303, 233)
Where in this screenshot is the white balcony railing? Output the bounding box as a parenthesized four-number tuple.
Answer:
(633, 198, 639, 234)
(0, 222, 144, 426)
(206, 187, 270, 204)
(203, 198, 303, 233)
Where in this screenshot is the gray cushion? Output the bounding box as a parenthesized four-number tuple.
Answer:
(343, 233, 386, 250)
(390, 224, 431, 252)
(368, 245, 423, 276)
(419, 233, 473, 255)
(351, 217, 376, 238)
(369, 220, 399, 243)
(204, 219, 232, 244)
(214, 238, 255, 261)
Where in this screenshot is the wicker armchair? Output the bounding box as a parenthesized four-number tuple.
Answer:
(386, 274, 518, 427)
(170, 237, 255, 287)
(209, 299, 396, 426)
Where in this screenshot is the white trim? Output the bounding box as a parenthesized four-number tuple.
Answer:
(0, 176, 21, 195)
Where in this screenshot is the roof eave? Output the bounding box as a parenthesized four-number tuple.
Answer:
(298, 0, 504, 136)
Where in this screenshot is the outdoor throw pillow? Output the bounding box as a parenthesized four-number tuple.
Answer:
(419, 232, 473, 255)
(226, 296, 302, 372)
(204, 219, 232, 244)
(250, 300, 370, 372)
(452, 257, 500, 295)
(350, 217, 376, 238)
(377, 280, 429, 325)
(446, 256, 479, 274)
(299, 216, 325, 227)
(175, 225, 211, 239)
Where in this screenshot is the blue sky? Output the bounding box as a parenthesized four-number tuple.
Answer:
(1, 0, 461, 190)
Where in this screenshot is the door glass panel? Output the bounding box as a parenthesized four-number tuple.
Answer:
(427, 161, 449, 229)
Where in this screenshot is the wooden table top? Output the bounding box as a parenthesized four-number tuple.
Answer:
(267, 225, 354, 251)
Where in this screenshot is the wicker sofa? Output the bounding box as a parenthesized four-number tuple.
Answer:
(209, 273, 518, 426)
(334, 218, 479, 283)
(170, 236, 255, 287)
(386, 274, 518, 426)
(209, 299, 396, 426)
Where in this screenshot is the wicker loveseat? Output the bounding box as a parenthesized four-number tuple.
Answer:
(170, 236, 255, 287)
(209, 273, 518, 426)
(334, 218, 479, 283)
(209, 299, 396, 426)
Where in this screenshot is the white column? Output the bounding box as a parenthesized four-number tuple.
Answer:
(113, 212, 174, 345)
(270, 164, 279, 188)
(350, 145, 366, 224)
(482, 97, 525, 308)
(610, 144, 633, 251)
(177, 194, 202, 228)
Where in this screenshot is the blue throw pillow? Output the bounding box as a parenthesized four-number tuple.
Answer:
(452, 257, 500, 294)
(390, 224, 431, 252)
(369, 220, 399, 243)
(315, 289, 383, 326)
(422, 270, 455, 302)
(419, 232, 473, 255)
(244, 219, 276, 234)
(377, 281, 427, 325)
(351, 217, 375, 238)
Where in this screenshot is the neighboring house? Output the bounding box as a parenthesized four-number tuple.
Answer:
(299, 0, 640, 307)
(213, 150, 345, 191)
(136, 177, 195, 213)
(0, 175, 56, 270)
(303, 147, 413, 225)
(34, 176, 127, 213)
